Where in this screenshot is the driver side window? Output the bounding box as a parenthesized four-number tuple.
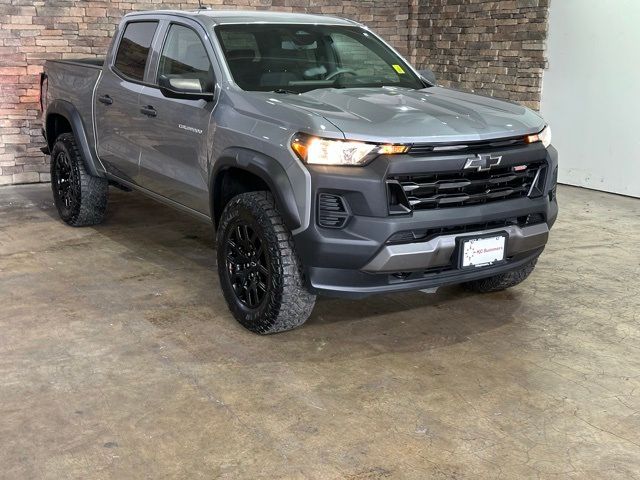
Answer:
(158, 24, 214, 93)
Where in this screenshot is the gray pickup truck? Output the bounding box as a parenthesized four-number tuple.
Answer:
(40, 9, 558, 334)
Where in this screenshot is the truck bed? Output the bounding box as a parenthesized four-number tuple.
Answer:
(44, 58, 105, 153)
(49, 58, 105, 69)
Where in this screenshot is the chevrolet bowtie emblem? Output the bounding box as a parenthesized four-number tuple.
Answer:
(463, 153, 502, 171)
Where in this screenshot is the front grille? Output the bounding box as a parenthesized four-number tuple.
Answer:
(317, 193, 349, 228)
(408, 137, 527, 156)
(388, 161, 546, 211)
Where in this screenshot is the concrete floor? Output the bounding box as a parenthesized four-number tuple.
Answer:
(0, 184, 639, 479)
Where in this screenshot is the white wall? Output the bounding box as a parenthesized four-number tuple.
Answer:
(541, 0, 640, 198)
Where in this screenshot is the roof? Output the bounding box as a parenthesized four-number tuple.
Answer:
(125, 9, 359, 27)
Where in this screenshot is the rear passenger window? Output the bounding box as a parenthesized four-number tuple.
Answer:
(114, 21, 158, 81)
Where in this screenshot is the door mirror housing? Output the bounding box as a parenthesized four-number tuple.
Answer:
(158, 75, 214, 101)
(417, 68, 437, 86)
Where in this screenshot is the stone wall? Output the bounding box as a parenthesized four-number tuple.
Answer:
(416, 0, 549, 109)
(0, 0, 548, 186)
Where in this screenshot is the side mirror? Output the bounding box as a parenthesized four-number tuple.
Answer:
(158, 75, 214, 101)
(417, 68, 437, 86)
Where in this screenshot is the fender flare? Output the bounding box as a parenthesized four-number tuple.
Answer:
(45, 99, 105, 177)
(211, 148, 302, 231)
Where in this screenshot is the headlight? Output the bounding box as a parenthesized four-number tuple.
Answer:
(526, 125, 552, 148)
(539, 125, 552, 148)
(291, 133, 408, 166)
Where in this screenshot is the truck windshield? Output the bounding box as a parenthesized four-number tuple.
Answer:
(214, 24, 424, 93)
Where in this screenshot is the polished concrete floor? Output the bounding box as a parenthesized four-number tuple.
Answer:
(0, 183, 639, 479)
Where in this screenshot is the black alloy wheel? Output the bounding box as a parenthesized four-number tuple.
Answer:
(52, 149, 80, 219)
(216, 191, 316, 334)
(50, 133, 108, 227)
(224, 221, 271, 309)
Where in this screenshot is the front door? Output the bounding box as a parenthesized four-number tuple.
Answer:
(95, 20, 159, 183)
(137, 23, 216, 214)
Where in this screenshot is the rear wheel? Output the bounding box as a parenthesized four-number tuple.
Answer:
(463, 258, 538, 293)
(216, 191, 316, 334)
(50, 133, 108, 226)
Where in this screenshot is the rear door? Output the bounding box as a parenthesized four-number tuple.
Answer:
(95, 20, 159, 183)
(136, 21, 218, 214)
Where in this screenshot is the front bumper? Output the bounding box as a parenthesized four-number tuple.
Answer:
(361, 222, 548, 273)
(307, 248, 544, 298)
(293, 144, 558, 298)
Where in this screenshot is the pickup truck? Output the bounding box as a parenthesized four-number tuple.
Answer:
(40, 9, 558, 334)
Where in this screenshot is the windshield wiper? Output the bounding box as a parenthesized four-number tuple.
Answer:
(271, 88, 299, 95)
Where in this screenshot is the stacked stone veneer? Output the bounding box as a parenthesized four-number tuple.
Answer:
(0, 0, 548, 185)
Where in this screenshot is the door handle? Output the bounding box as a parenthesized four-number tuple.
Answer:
(140, 105, 157, 117)
(98, 94, 113, 105)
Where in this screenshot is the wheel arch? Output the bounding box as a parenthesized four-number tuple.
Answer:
(45, 100, 105, 178)
(210, 148, 302, 231)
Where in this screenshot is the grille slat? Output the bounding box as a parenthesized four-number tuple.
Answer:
(389, 161, 545, 211)
(400, 171, 528, 194)
(408, 137, 527, 156)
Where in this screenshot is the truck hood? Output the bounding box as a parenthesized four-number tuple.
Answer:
(260, 86, 545, 144)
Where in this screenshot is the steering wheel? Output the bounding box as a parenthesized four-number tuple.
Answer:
(324, 68, 359, 82)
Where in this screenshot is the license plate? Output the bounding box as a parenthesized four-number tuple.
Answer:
(461, 234, 506, 268)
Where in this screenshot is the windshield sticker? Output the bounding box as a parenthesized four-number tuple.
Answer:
(392, 64, 405, 74)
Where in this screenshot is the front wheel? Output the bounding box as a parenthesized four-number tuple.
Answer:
(216, 191, 316, 334)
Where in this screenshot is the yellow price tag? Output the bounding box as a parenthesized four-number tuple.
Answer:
(392, 64, 405, 74)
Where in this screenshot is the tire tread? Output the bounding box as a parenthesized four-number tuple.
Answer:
(51, 133, 108, 227)
(216, 191, 316, 334)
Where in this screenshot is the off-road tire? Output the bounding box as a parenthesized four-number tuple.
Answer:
(463, 258, 538, 293)
(216, 191, 316, 334)
(50, 133, 108, 226)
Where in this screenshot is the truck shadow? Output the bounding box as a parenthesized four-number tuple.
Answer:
(24, 186, 526, 363)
